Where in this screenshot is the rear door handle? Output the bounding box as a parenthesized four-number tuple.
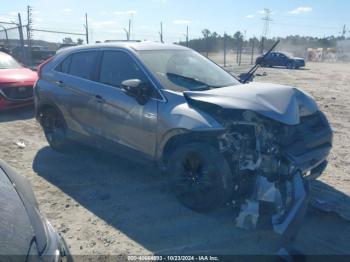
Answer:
(95, 94, 105, 103)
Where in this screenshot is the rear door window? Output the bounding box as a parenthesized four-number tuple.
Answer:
(68, 51, 99, 80)
(98, 50, 147, 88)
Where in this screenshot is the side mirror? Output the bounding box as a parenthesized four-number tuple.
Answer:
(121, 79, 151, 105)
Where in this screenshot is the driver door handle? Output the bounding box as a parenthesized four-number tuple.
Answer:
(95, 94, 105, 103)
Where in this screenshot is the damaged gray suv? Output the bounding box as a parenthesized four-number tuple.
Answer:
(34, 42, 333, 235)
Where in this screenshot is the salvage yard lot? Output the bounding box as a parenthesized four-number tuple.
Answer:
(0, 62, 350, 257)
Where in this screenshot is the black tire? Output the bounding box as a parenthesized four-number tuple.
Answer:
(40, 108, 70, 151)
(167, 143, 234, 212)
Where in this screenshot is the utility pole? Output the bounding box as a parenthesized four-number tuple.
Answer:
(18, 13, 27, 65)
(84, 13, 89, 44)
(223, 32, 227, 67)
(186, 25, 189, 47)
(27, 5, 33, 65)
(159, 22, 163, 43)
(205, 35, 209, 57)
(341, 24, 347, 38)
(27, 6, 33, 48)
(123, 28, 130, 40)
(238, 38, 242, 66)
(250, 37, 255, 65)
(261, 8, 272, 54)
(123, 19, 131, 41)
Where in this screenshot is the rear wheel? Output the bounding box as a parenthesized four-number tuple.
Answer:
(167, 143, 234, 212)
(40, 108, 70, 151)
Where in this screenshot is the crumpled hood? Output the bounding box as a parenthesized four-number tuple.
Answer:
(183, 82, 318, 125)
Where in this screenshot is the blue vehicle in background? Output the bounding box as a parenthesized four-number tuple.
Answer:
(256, 51, 306, 69)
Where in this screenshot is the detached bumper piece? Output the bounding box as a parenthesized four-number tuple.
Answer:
(236, 172, 309, 237)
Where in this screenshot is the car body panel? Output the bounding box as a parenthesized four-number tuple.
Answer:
(0, 68, 37, 83)
(34, 42, 332, 237)
(156, 89, 225, 159)
(0, 168, 34, 255)
(0, 160, 71, 260)
(0, 53, 37, 110)
(97, 81, 159, 155)
(256, 52, 305, 68)
(184, 82, 318, 125)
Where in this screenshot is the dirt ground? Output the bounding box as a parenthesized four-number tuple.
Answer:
(0, 62, 350, 258)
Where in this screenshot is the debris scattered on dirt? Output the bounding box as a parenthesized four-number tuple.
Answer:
(310, 180, 350, 221)
(14, 140, 26, 149)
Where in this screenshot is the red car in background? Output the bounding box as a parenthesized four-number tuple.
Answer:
(0, 51, 37, 110)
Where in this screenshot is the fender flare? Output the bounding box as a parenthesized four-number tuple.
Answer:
(156, 127, 225, 164)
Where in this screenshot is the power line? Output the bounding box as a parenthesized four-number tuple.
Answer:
(31, 28, 85, 36)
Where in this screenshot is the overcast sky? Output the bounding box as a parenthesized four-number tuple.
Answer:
(1, 0, 349, 43)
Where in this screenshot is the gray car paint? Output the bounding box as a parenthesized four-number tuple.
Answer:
(36, 42, 320, 160)
(35, 42, 333, 239)
(183, 82, 319, 125)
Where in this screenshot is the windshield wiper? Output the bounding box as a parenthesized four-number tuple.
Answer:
(166, 73, 211, 90)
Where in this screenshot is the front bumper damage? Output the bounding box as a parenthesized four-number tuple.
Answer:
(218, 110, 332, 236)
(236, 173, 310, 237)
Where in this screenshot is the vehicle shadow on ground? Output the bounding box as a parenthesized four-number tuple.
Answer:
(33, 146, 285, 255)
(0, 106, 34, 123)
(310, 180, 350, 221)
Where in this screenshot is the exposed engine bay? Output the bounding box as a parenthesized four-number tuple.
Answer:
(217, 110, 332, 236)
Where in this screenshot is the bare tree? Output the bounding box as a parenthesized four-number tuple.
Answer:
(77, 38, 84, 45)
(62, 37, 74, 44)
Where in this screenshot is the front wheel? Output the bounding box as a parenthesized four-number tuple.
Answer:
(167, 143, 234, 212)
(40, 108, 70, 151)
(286, 61, 295, 69)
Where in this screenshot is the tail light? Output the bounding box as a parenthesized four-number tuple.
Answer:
(37, 56, 54, 78)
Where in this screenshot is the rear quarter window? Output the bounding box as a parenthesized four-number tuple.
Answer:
(55, 56, 71, 74)
(56, 51, 99, 81)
